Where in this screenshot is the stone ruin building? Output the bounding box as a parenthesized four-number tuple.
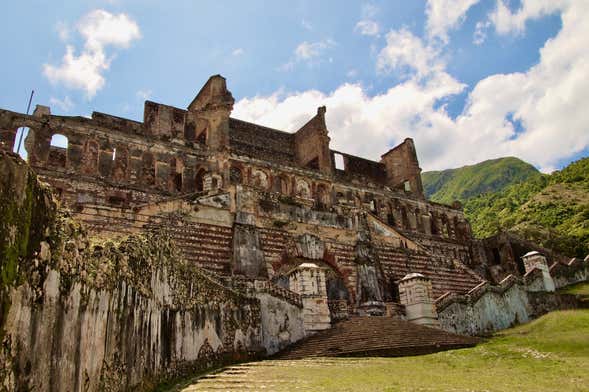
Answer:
(0, 75, 588, 391)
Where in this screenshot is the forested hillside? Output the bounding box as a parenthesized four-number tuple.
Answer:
(463, 157, 589, 258)
(422, 157, 541, 204)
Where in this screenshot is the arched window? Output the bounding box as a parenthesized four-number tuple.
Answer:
(48, 134, 68, 168)
(229, 165, 243, 185)
(272, 175, 289, 194)
(315, 184, 330, 208)
(430, 212, 439, 235)
(169, 157, 183, 192)
(195, 119, 208, 145)
(112, 146, 128, 182)
(251, 169, 268, 189)
(82, 140, 99, 174)
(295, 179, 311, 199)
(195, 168, 207, 192)
(142, 152, 155, 185)
(399, 205, 409, 229)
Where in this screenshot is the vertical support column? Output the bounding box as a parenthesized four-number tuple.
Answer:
(288, 263, 331, 333)
(399, 273, 439, 327)
(522, 251, 555, 292)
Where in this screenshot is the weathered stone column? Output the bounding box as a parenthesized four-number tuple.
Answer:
(522, 251, 555, 292)
(288, 263, 331, 333)
(399, 273, 439, 327)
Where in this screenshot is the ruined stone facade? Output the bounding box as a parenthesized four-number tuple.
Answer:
(1, 75, 588, 390)
(0, 75, 584, 321)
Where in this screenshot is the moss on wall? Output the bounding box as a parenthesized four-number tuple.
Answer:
(0, 152, 264, 391)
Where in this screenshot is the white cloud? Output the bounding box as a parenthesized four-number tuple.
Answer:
(473, 20, 490, 45)
(49, 96, 74, 112)
(301, 19, 313, 31)
(55, 21, 70, 41)
(77, 10, 140, 50)
(347, 69, 358, 78)
(294, 39, 336, 61)
(490, 0, 564, 35)
(232, 48, 245, 56)
(235, 3, 589, 173)
(355, 20, 380, 36)
(233, 74, 466, 167)
(43, 9, 141, 98)
(355, 3, 380, 37)
(136, 89, 152, 100)
(361, 3, 378, 19)
(376, 29, 443, 79)
(426, 0, 480, 43)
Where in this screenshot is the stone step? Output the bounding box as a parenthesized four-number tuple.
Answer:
(276, 316, 478, 360)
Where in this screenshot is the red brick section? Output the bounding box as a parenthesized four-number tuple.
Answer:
(75, 209, 234, 274)
(258, 227, 289, 263)
(377, 245, 483, 299)
(276, 317, 479, 359)
(159, 222, 233, 275)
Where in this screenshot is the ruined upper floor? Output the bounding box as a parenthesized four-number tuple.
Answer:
(0, 75, 425, 199)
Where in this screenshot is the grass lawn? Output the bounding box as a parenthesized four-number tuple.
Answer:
(176, 309, 589, 392)
(561, 281, 589, 296)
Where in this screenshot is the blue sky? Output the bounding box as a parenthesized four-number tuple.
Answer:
(2, 1, 588, 172)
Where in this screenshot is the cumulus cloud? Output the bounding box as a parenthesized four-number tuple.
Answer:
(43, 9, 141, 98)
(473, 20, 491, 45)
(354, 3, 380, 36)
(233, 73, 466, 166)
(294, 39, 336, 60)
(426, 0, 480, 43)
(232, 48, 245, 56)
(280, 39, 336, 71)
(355, 20, 380, 36)
(376, 29, 443, 79)
(55, 21, 70, 41)
(235, 2, 589, 172)
(490, 0, 563, 35)
(49, 96, 74, 112)
(136, 89, 152, 101)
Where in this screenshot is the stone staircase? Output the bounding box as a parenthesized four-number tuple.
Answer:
(276, 316, 478, 359)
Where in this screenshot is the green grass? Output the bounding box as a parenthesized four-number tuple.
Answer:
(178, 309, 589, 392)
(561, 282, 589, 297)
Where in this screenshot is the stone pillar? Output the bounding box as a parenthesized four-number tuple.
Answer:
(522, 251, 555, 292)
(399, 273, 439, 327)
(288, 263, 331, 333)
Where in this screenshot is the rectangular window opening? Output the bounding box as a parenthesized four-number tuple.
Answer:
(334, 153, 345, 170)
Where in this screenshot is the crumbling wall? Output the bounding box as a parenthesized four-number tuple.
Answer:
(380, 138, 424, 198)
(437, 279, 531, 335)
(256, 293, 305, 355)
(550, 257, 589, 288)
(437, 266, 588, 336)
(0, 152, 263, 391)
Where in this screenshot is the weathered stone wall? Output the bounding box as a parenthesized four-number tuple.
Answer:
(437, 263, 588, 336)
(551, 257, 589, 289)
(437, 279, 531, 335)
(256, 293, 305, 355)
(0, 152, 264, 391)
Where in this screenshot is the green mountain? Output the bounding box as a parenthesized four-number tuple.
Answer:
(464, 157, 589, 258)
(422, 157, 541, 204)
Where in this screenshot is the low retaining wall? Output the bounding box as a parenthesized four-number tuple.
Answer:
(437, 261, 588, 336)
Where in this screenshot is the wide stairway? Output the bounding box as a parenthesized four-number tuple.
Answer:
(276, 316, 478, 359)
